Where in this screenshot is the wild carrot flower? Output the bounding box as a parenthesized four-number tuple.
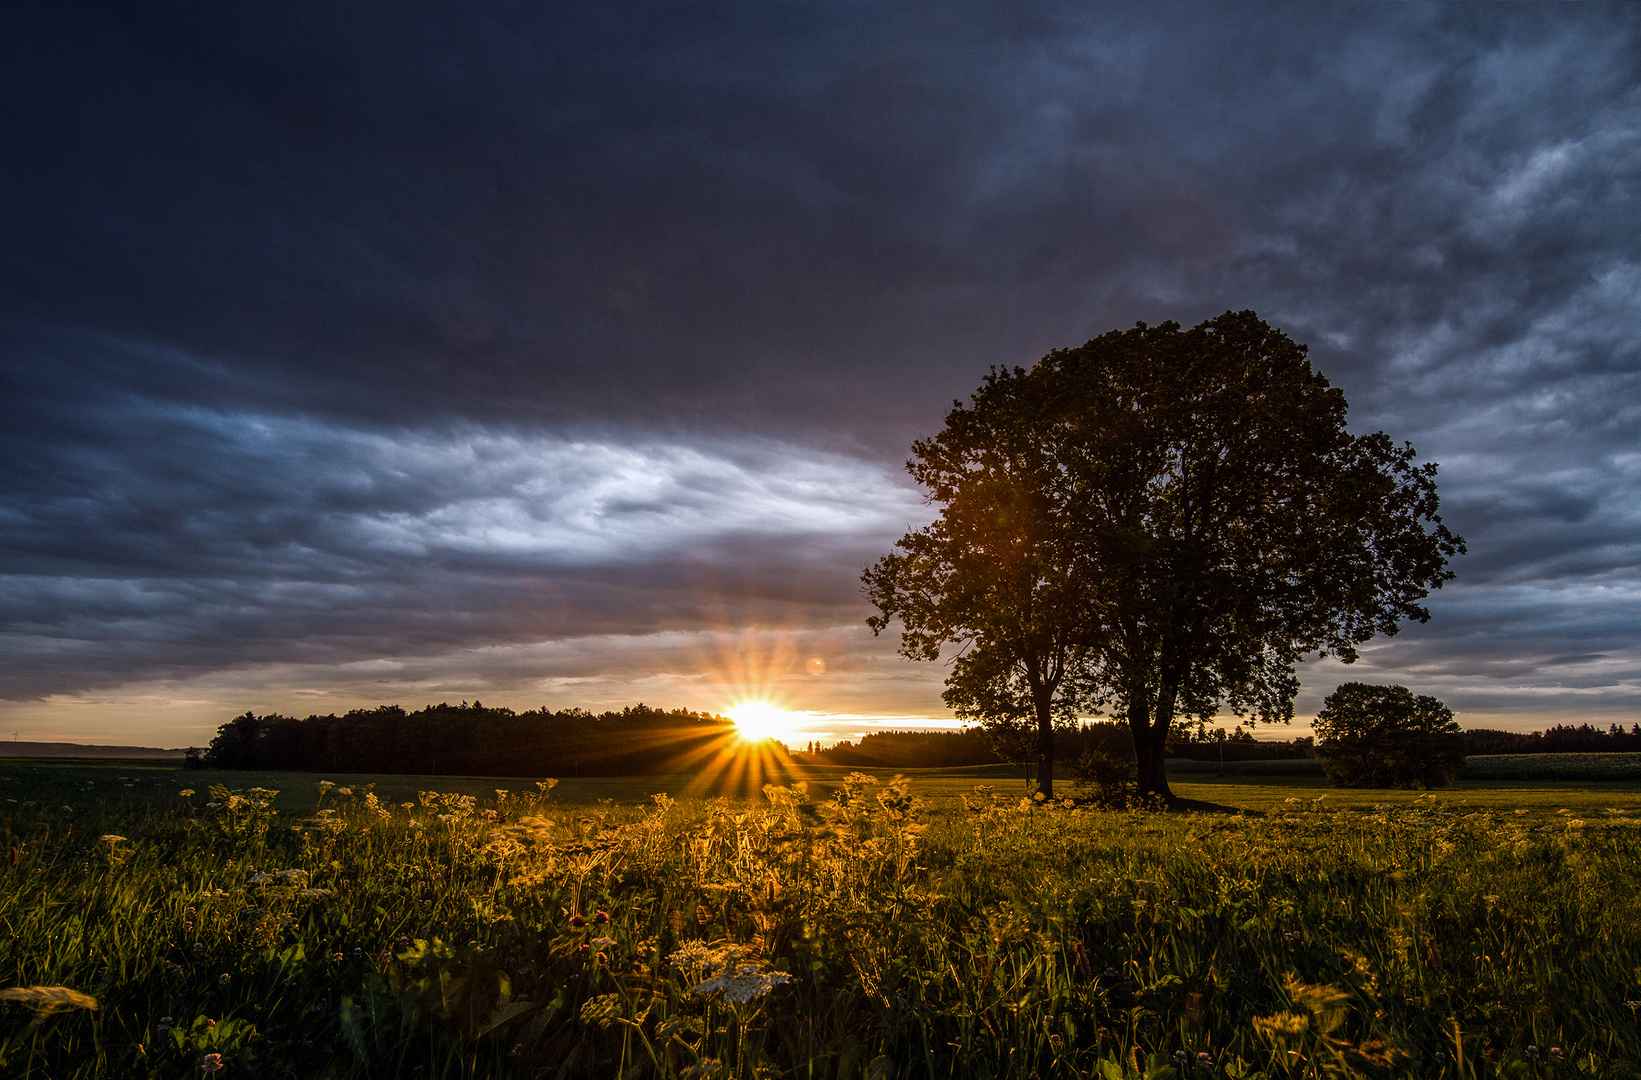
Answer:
(218, 973, 231, 985)
(672, 942, 793, 1004)
(201, 1053, 223, 1072)
(179, 790, 195, 797)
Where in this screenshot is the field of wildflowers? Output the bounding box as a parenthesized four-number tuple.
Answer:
(3, 763, 1641, 1079)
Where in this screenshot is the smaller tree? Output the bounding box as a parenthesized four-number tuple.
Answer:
(1313, 683, 1464, 789)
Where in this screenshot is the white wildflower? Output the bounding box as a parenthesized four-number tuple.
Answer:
(671, 942, 792, 1005)
(695, 962, 792, 1004)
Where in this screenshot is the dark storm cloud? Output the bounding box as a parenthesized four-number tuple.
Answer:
(2, 2, 1639, 725)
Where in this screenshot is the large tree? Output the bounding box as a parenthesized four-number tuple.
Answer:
(1313, 682, 1465, 789)
(863, 375, 1094, 798)
(866, 311, 1463, 800)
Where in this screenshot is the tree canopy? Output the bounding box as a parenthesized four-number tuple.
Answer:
(865, 311, 1464, 798)
(1313, 682, 1465, 789)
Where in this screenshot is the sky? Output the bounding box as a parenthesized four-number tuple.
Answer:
(2, 2, 1639, 748)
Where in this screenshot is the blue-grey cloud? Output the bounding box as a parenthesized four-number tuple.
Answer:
(0, 394, 927, 699)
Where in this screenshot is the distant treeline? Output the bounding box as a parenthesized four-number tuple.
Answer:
(191, 705, 1641, 777)
(797, 724, 1317, 768)
(1165, 730, 1316, 761)
(1464, 723, 1641, 755)
(191, 703, 740, 777)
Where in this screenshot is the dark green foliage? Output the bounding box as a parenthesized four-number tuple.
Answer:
(1315, 682, 1465, 789)
(1068, 749, 1136, 806)
(200, 702, 737, 777)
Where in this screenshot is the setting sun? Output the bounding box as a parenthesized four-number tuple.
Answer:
(728, 702, 792, 743)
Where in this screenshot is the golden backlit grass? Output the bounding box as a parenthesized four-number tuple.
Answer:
(2, 762, 1640, 1078)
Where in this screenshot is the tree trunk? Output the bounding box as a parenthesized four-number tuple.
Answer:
(1129, 689, 1177, 802)
(1148, 681, 1178, 801)
(1140, 726, 1173, 801)
(1034, 691, 1056, 800)
(1128, 698, 1156, 793)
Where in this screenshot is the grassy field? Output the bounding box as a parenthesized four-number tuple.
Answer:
(1166, 755, 1641, 783)
(3, 758, 1640, 1078)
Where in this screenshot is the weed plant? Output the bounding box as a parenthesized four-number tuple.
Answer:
(3, 774, 1640, 1078)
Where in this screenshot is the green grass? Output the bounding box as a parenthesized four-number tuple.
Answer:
(1460, 754, 1641, 782)
(3, 760, 1641, 1078)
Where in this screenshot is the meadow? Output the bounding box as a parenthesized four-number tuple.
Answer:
(3, 758, 1641, 1079)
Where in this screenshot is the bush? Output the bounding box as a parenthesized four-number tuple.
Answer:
(1314, 682, 1464, 789)
(1069, 749, 1136, 806)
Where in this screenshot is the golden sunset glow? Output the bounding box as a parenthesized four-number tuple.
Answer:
(728, 701, 793, 743)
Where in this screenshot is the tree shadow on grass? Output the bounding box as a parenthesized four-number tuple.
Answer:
(1165, 794, 1266, 816)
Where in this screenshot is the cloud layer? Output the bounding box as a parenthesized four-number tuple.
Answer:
(2, 3, 1638, 741)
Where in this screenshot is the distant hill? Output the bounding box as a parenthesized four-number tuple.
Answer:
(0, 741, 186, 759)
